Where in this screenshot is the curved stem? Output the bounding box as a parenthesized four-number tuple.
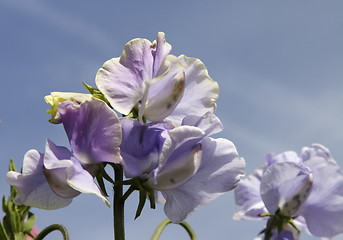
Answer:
(113, 164, 125, 240)
(34, 224, 69, 240)
(151, 219, 197, 240)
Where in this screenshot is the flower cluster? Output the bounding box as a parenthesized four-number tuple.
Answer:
(234, 144, 343, 239)
(7, 32, 245, 223)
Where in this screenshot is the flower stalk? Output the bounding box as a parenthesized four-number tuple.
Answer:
(151, 218, 197, 240)
(113, 164, 125, 240)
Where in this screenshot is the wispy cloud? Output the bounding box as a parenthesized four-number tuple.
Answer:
(1, 0, 115, 53)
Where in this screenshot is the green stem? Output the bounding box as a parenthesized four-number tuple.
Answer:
(113, 164, 125, 240)
(34, 224, 69, 240)
(151, 219, 197, 240)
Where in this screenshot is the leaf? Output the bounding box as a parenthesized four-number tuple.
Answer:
(0, 222, 9, 240)
(22, 213, 36, 232)
(134, 190, 147, 220)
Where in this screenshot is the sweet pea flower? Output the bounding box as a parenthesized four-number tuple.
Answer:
(95, 32, 219, 124)
(44, 92, 92, 124)
(7, 139, 110, 209)
(234, 144, 343, 239)
(120, 112, 245, 223)
(7, 97, 122, 209)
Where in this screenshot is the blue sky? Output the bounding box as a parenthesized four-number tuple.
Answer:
(1, 1, 343, 239)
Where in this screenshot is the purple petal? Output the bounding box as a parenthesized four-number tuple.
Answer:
(301, 156, 343, 237)
(158, 125, 205, 169)
(58, 98, 122, 164)
(151, 144, 202, 191)
(260, 162, 311, 215)
(96, 57, 144, 115)
(6, 149, 72, 209)
(120, 118, 165, 178)
(151, 32, 172, 77)
(44, 139, 81, 198)
(66, 157, 109, 206)
(301, 143, 333, 163)
(96, 33, 171, 115)
(166, 55, 219, 123)
(44, 139, 109, 206)
(181, 112, 223, 136)
(142, 71, 185, 122)
(234, 167, 268, 220)
(266, 151, 301, 166)
(162, 137, 245, 223)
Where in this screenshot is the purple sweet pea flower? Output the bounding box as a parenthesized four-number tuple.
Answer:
(120, 112, 245, 223)
(6, 139, 109, 209)
(7, 97, 122, 209)
(57, 97, 122, 165)
(95, 32, 219, 124)
(234, 144, 343, 239)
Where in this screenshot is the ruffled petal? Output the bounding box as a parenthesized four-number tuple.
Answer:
(260, 162, 311, 215)
(66, 157, 110, 206)
(44, 139, 81, 198)
(6, 149, 72, 209)
(166, 55, 219, 123)
(120, 118, 165, 178)
(151, 32, 172, 77)
(58, 98, 122, 164)
(44, 92, 92, 124)
(96, 33, 172, 115)
(96, 57, 144, 115)
(181, 111, 223, 136)
(162, 137, 245, 223)
(142, 71, 185, 122)
(301, 157, 343, 237)
(158, 125, 205, 168)
(44, 139, 109, 206)
(234, 167, 268, 220)
(266, 151, 301, 166)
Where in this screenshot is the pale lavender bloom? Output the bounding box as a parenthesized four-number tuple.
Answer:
(6, 139, 109, 209)
(121, 112, 245, 223)
(7, 98, 122, 209)
(95, 32, 219, 124)
(120, 118, 168, 178)
(7, 149, 72, 209)
(57, 97, 122, 164)
(234, 144, 343, 239)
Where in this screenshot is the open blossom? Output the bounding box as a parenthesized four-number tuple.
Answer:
(120, 112, 245, 223)
(95, 32, 219, 124)
(234, 144, 343, 239)
(7, 98, 122, 209)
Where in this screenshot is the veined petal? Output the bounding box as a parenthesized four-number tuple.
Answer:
(6, 149, 72, 209)
(120, 118, 165, 178)
(44, 92, 92, 124)
(266, 151, 301, 166)
(158, 125, 205, 168)
(143, 71, 185, 122)
(44, 139, 109, 206)
(260, 162, 310, 215)
(95, 57, 144, 115)
(301, 157, 343, 237)
(301, 143, 333, 163)
(120, 38, 154, 80)
(181, 112, 223, 136)
(66, 157, 110, 206)
(166, 55, 219, 123)
(96, 33, 172, 115)
(151, 32, 172, 77)
(234, 167, 268, 220)
(150, 144, 202, 191)
(162, 137, 245, 223)
(58, 98, 122, 164)
(44, 139, 80, 198)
